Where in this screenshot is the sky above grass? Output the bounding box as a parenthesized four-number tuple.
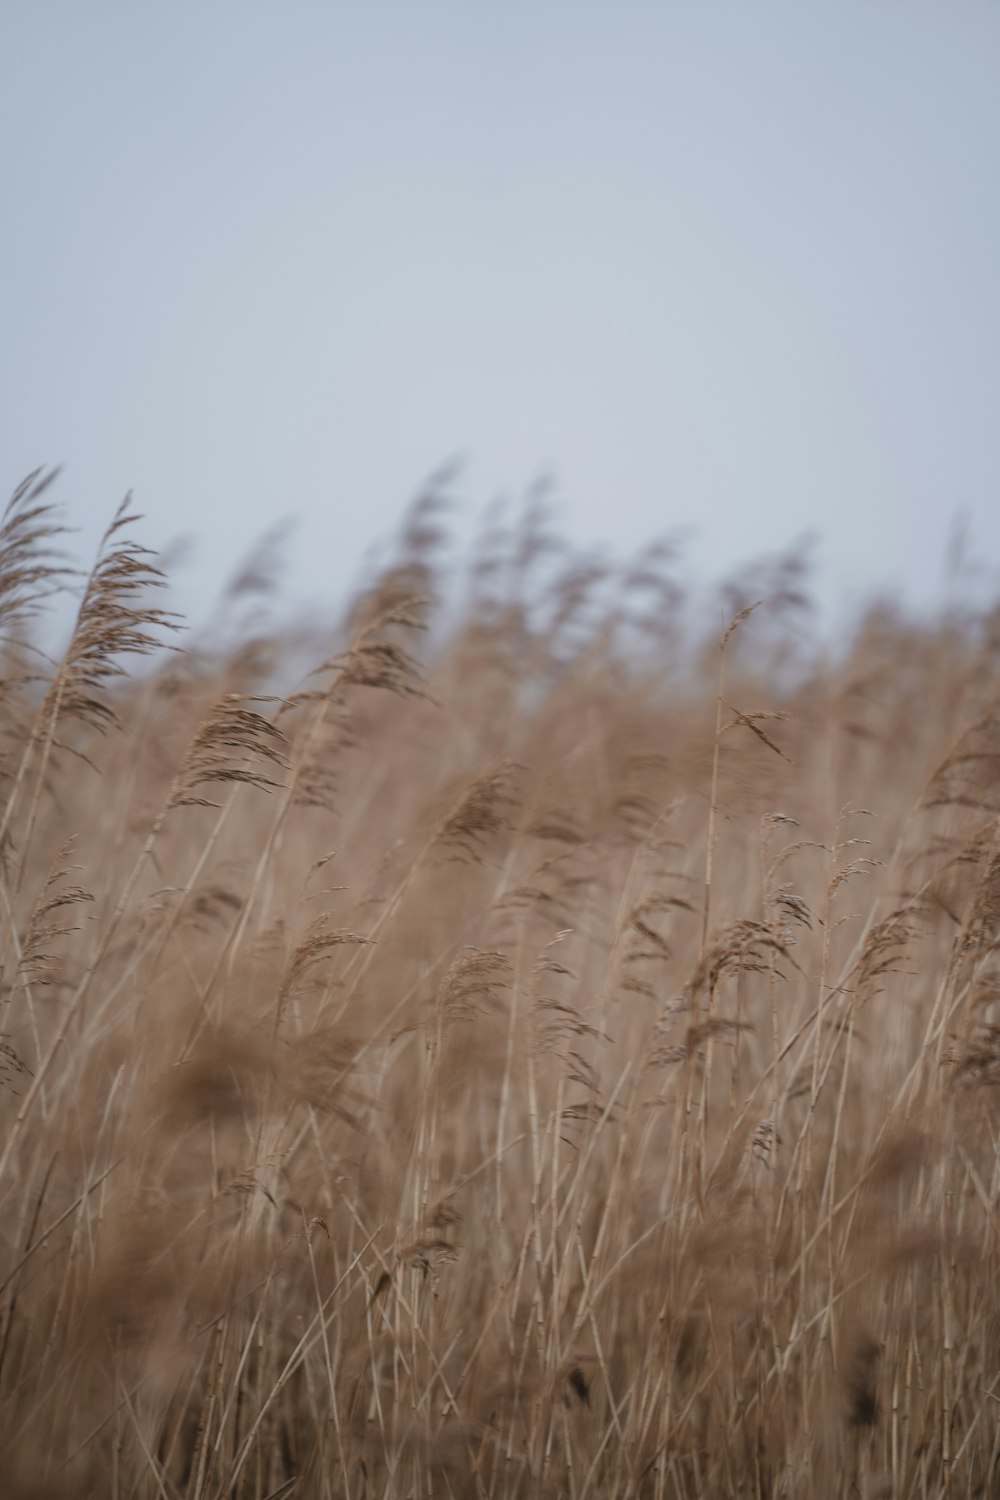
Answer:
(2, 1, 999, 633)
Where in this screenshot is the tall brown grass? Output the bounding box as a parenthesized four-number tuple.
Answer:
(2, 468, 1000, 1498)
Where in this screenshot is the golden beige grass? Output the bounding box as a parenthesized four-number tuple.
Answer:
(2, 468, 1000, 1498)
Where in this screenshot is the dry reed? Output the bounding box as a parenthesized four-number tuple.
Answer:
(0, 472, 998, 1498)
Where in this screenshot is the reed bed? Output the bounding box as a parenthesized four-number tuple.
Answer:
(2, 468, 999, 1498)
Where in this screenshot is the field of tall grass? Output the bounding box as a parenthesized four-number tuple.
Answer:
(1, 467, 999, 1499)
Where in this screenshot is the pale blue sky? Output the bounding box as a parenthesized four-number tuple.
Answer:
(2, 2, 999, 632)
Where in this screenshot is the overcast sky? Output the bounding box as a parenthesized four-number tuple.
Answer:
(2, 2, 999, 634)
